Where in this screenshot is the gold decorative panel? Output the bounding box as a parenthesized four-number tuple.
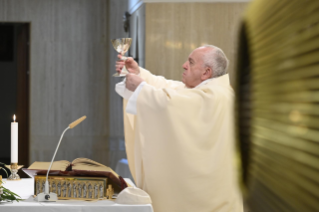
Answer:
(236, 0, 319, 211)
(34, 175, 107, 200)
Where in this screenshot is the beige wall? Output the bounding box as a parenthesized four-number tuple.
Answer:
(144, 3, 248, 85)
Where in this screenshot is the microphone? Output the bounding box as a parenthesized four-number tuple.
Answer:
(35, 116, 86, 202)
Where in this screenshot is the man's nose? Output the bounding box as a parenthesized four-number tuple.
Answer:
(182, 61, 188, 69)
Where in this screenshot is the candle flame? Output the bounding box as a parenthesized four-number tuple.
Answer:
(13, 115, 16, 122)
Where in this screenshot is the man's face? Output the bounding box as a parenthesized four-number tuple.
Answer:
(182, 47, 209, 88)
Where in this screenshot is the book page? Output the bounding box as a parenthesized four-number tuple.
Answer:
(72, 158, 118, 176)
(28, 160, 71, 171)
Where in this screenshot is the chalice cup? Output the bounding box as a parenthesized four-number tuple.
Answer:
(111, 38, 132, 77)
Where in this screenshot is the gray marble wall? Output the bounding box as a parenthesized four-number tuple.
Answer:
(0, 0, 127, 169)
(107, 0, 129, 169)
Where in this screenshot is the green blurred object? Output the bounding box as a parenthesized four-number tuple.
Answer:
(0, 162, 9, 178)
(236, 0, 319, 211)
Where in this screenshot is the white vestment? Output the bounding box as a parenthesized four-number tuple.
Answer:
(117, 68, 243, 212)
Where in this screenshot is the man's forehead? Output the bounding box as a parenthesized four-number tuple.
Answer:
(189, 47, 208, 59)
(196, 46, 213, 53)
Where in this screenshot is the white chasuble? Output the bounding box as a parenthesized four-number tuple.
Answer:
(122, 68, 243, 212)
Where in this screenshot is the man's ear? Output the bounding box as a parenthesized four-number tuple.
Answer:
(202, 67, 212, 80)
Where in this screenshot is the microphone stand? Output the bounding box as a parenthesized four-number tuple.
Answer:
(35, 116, 86, 202)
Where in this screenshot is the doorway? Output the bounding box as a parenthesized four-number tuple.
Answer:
(0, 23, 30, 178)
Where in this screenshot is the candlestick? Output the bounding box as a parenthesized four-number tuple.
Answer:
(6, 163, 23, 181)
(11, 115, 18, 163)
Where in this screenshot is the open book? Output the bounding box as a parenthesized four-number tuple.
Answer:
(23, 158, 127, 191)
(27, 158, 118, 175)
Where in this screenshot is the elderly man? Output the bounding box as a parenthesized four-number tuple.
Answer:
(115, 45, 242, 212)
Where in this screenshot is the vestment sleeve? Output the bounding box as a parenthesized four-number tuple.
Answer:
(126, 81, 146, 115)
(139, 67, 184, 90)
(136, 83, 212, 115)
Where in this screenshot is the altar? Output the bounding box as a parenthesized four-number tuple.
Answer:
(0, 178, 153, 212)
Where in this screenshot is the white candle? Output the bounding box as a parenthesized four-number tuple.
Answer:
(11, 115, 18, 163)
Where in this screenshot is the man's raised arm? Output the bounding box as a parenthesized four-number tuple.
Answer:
(116, 54, 183, 90)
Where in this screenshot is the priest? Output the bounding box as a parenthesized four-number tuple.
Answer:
(115, 45, 243, 212)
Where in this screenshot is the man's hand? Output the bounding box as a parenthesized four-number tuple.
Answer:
(115, 54, 140, 75)
(126, 73, 144, 92)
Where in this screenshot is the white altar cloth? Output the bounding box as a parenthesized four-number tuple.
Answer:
(0, 178, 153, 212)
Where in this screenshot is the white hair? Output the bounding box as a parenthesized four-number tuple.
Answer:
(202, 45, 229, 78)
